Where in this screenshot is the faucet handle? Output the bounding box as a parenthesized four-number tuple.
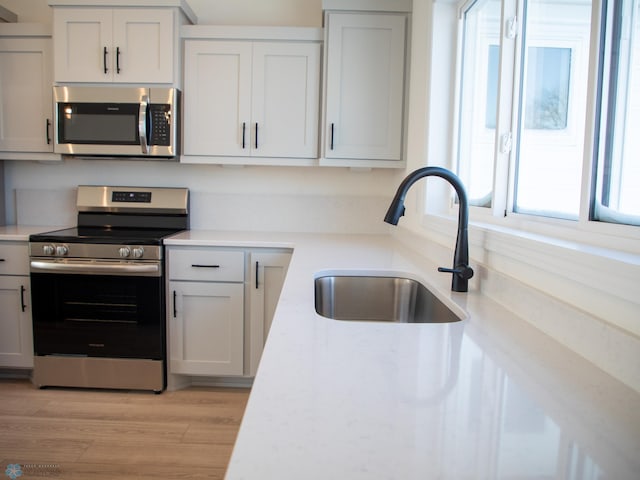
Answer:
(438, 265, 474, 280)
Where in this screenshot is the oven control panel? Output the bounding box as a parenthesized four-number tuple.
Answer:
(112, 191, 152, 203)
(118, 247, 145, 258)
(30, 243, 162, 261)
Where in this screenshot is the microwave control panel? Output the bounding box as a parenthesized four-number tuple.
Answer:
(149, 104, 171, 146)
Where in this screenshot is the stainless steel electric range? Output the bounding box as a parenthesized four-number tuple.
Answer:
(29, 185, 189, 393)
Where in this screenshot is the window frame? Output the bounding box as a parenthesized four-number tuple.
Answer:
(444, 0, 640, 256)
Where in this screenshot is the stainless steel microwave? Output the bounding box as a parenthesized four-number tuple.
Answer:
(53, 86, 180, 159)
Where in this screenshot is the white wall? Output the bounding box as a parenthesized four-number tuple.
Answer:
(0, 0, 52, 22)
(187, 0, 322, 27)
(0, 0, 322, 25)
(3, 0, 400, 233)
(6, 160, 396, 233)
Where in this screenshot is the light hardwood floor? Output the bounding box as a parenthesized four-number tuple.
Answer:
(0, 378, 250, 479)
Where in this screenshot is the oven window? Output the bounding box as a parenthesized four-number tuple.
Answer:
(31, 273, 165, 359)
(58, 103, 139, 145)
(63, 278, 141, 323)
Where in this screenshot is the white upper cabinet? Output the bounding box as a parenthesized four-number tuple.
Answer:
(52, 6, 181, 83)
(251, 42, 321, 159)
(183, 40, 253, 157)
(322, 11, 408, 167)
(0, 25, 54, 156)
(112, 9, 174, 83)
(182, 27, 322, 165)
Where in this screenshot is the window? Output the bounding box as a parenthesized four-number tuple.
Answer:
(457, 0, 501, 208)
(593, 0, 640, 225)
(455, 0, 640, 228)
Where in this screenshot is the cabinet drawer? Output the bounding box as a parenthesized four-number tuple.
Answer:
(0, 244, 29, 276)
(169, 248, 244, 282)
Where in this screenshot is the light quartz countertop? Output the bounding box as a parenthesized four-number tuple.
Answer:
(165, 230, 640, 480)
(0, 225, 65, 242)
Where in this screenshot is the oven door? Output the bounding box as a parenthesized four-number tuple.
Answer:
(30, 262, 166, 360)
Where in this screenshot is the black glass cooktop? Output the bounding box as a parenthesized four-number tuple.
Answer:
(29, 226, 184, 245)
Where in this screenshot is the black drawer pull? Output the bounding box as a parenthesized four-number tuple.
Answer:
(242, 122, 246, 149)
(103, 46, 108, 74)
(330, 123, 335, 150)
(255, 122, 259, 149)
(173, 290, 177, 318)
(20, 285, 26, 312)
(191, 264, 220, 268)
(0, 258, 5, 262)
(255, 261, 259, 289)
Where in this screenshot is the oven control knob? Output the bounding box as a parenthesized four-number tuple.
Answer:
(119, 247, 131, 258)
(43, 244, 55, 256)
(132, 247, 144, 258)
(55, 245, 68, 256)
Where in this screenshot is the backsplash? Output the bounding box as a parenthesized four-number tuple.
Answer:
(15, 188, 76, 227)
(13, 187, 391, 234)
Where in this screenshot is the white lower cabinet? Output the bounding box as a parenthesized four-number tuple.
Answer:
(167, 245, 291, 382)
(247, 250, 291, 376)
(168, 248, 245, 377)
(0, 243, 33, 368)
(170, 281, 244, 376)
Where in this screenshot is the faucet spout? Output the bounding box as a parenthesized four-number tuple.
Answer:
(384, 167, 474, 292)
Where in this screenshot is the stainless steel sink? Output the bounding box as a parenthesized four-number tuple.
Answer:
(314, 275, 463, 323)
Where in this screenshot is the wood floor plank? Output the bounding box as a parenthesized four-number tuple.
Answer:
(0, 415, 189, 444)
(0, 437, 91, 463)
(33, 400, 247, 426)
(0, 378, 250, 479)
(47, 462, 226, 480)
(182, 423, 242, 445)
(79, 440, 235, 467)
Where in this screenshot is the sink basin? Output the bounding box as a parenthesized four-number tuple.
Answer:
(314, 275, 462, 323)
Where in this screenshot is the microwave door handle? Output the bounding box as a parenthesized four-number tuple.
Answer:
(139, 95, 149, 154)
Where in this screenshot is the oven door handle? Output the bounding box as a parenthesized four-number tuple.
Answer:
(30, 260, 160, 275)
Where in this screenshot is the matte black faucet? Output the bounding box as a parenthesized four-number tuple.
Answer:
(384, 167, 474, 292)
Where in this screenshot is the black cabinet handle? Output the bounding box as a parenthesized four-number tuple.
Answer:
(173, 290, 177, 318)
(46, 119, 51, 144)
(20, 285, 26, 312)
(255, 123, 259, 149)
(330, 123, 335, 150)
(242, 122, 246, 149)
(0, 258, 5, 262)
(103, 46, 108, 74)
(116, 46, 121, 74)
(255, 261, 259, 289)
(191, 264, 220, 268)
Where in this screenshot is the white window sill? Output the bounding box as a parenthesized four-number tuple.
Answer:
(415, 213, 640, 338)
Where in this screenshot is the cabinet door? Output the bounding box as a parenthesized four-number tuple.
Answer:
(53, 8, 112, 82)
(169, 281, 244, 376)
(324, 13, 406, 161)
(0, 38, 52, 152)
(0, 277, 32, 368)
(112, 9, 174, 84)
(248, 251, 291, 376)
(183, 40, 252, 156)
(252, 42, 321, 158)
